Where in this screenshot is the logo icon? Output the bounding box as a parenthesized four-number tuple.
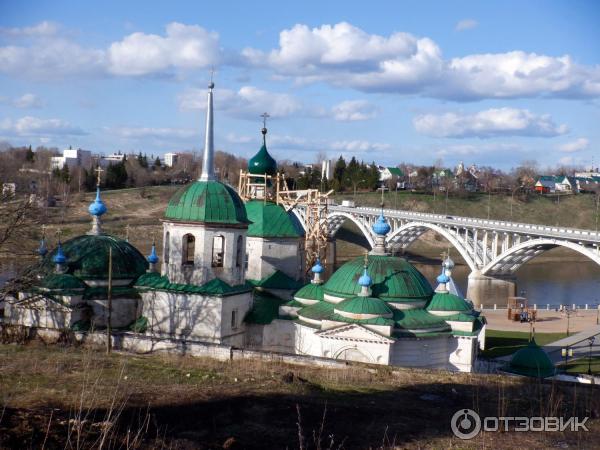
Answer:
(451, 409, 481, 439)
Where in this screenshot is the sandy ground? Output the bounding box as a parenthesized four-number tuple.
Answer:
(483, 309, 599, 333)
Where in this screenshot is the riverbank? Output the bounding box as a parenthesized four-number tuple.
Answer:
(0, 342, 597, 449)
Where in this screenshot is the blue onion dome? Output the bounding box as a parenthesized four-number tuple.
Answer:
(358, 267, 372, 287)
(37, 237, 48, 256)
(372, 213, 391, 236)
(436, 271, 450, 284)
(88, 187, 107, 216)
(147, 243, 159, 264)
(311, 258, 324, 274)
(53, 242, 67, 264)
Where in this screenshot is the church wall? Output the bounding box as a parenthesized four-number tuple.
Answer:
(218, 293, 254, 347)
(294, 322, 323, 357)
(319, 337, 391, 365)
(448, 336, 477, 372)
(389, 336, 452, 369)
(162, 222, 247, 287)
(5, 301, 72, 329)
(88, 298, 139, 328)
(246, 237, 303, 281)
(256, 319, 296, 352)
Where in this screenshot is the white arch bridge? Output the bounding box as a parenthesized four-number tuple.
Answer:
(293, 205, 600, 278)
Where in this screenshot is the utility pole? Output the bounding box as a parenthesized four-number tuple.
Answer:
(107, 247, 113, 354)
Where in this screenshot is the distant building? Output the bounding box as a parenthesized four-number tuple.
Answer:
(321, 159, 332, 180)
(50, 147, 92, 170)
(164, 152, 179, 167)
(534, 175, 579, 194)
(97, 153, 126, 168)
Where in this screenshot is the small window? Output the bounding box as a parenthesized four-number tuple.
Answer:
(231, 310, 238, 329)
(235, 235, 243, 268)
(244, 253, 249, 270)
(182, 234, 195, 265)
(212, 235, 224, 267)
(164, 231, 170, 264)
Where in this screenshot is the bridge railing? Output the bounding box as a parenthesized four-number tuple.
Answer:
(327, 205, 600, 242)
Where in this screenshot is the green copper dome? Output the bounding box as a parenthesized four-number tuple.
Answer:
(248, 144, 277, 176)
(393, 309, 450, 333)
(323, 255, 433, 302)
(294, 283, 324, 302)
(245, 200, 304, 238)
(506, 339, 556, 378)
(335, 296, 392, 317)
(41, 273, 87, 291)
(426, 292, 471, 313)
(165, 180, 249, 225)
(39, 235, 148, 281)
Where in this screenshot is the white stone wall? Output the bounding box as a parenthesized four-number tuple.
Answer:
(246, 236, 303, 281)
(389, 336, 451, 369)
(249, 319, 296, 352)
(162, 221, 247, 286)
(448, 336, 477, 372)
(140, 290, 252, 344)
(88, 298, 139, 328)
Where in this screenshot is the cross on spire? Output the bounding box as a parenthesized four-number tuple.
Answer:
(261, 112, 270, 129)
(95, 166, 104, 187)
(55, 228, 62, 243)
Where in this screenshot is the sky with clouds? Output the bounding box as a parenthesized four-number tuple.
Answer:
(0, 0, 599, 169)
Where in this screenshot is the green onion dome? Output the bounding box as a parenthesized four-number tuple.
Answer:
(426, 292, 472, 314)
(334, 296, 393, 319)
(165, 180, 249, 225)
(294, 283, 324, 304)
(393, 309, 451, 334)
(323, 255, 433, 303)
(248, 143, 277, 176)
(505, 339, 556, 378)
(39, 235, 148, 281)
(245, 200, 304, 238)
(41, 273, 87, 292)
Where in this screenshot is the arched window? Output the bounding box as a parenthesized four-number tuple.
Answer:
(164, 231, 170, 264)
(212, 235, 224, 267)
(182, 234, 195, 265)
(235, 235, 243, 268)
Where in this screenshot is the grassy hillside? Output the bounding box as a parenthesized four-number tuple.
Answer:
(0, 343, 597, 449)
(334, 191, 600, 230)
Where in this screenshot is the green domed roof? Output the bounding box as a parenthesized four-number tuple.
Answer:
(294, 283, 324, 302)
(323, 255, 433, 302)
(245, 200, 304, 238)
(40, 235, 148, 281)
(335, 296, 392, 317)
(165, 180, 249, 225)
(393, 309, 450, 333)
(42, 273, 87, 291)
(426, 292, 471, 312)
(506, 339, 555, 378)
(248, 144, 277, 176)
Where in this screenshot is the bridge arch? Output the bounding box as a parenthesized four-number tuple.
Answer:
(386, 221, 477, 272)
(481, 238, 600, 276)
(290, 208, 308, 233)
(325, 212, 375, 249)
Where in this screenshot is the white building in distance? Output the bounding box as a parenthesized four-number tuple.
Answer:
(50, 148, 92, 170)
(164, 152, 179, 167)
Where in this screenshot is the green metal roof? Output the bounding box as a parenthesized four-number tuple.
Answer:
(387, 167, 404, 177)
(328, 313, 394, 326)
(134, 272, 252, 297)
(504, 339, 556, 378)
(248, 143, 277, 176)
(294, 283, 324, 302)
(393, 309, 450, 331)
(248, 270, 304, 290)
(245, 200, 304, 238)
(83, 286, 140, 300)
(323, 255, 433, 301)
(336, 296, 392, 316)
(245, 291, 286, 324)
(426, 292, 471, 312)
(297, 301, 335, 321)
(38, 234, 148, 281)
(42, 273, 87, 291)
(165, 180, 249, 225)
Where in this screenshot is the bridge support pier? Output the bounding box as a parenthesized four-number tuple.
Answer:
(325, 239, 336, 274)
(466, 271, 516, 308)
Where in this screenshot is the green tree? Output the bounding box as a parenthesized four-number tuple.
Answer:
(106, 161, 128, 189)
(25, 145, 34, 163)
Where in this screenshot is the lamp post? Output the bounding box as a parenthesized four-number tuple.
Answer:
(562, 347, 573, 373)
(588, 336, 595, 375)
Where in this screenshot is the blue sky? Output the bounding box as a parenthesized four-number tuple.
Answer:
(0, 0, 599, 170)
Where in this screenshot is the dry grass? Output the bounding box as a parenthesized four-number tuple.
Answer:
(1, 342, 599, 449)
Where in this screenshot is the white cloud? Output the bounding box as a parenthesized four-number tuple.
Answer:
(435, 142, 522, 158)
(0, 116, 86, 136)
(13, 93, 43, 109)
(178, 86, 303, 119)
(558, 156, 574, 165)
(413, 108, 568, 138)
(330, 140, 391, 153)
(0, 21, 60, 37)
(558, 137, 589, 152)
(109, 126, 196, 140)
(107, 23, 220, 76)
(244, 22, 600, 100)
(455, 19, 478, 31)
(331, 100, 378, 121)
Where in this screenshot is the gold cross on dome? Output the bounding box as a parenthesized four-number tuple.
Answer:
(95, 166, 104, 187)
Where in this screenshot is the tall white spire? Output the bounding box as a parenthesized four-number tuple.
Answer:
(199, 81, 215, 181)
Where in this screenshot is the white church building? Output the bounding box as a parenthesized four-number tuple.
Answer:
(4, 82, 484, 372)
